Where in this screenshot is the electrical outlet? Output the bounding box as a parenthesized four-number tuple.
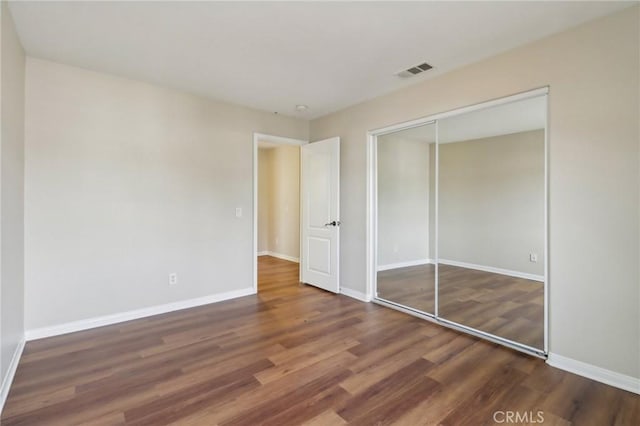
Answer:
(169, 273, 178, 285)
(235, 207, 242, 218)
(529, 253, 538, 263)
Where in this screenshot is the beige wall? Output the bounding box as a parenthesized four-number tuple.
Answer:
(377, 132, 432, 267)
(439, 130, 544, 276)
(257, 148, 271, 253)
(257, 145, 300, 259)
(310, 7, 640, 378)
(0, 2, 25, 384)
(24, 58, 308, 330)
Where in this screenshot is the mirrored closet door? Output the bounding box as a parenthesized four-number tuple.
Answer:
(437, 95, 546, 353)
(373, 89, 547, 356)
(376, 122, 436, 315)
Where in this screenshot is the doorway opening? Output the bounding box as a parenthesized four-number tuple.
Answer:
(253, 133, 307, 293)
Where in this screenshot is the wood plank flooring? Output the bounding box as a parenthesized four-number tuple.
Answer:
(3, 256, 637, 425)
(377, 263, 544, 348)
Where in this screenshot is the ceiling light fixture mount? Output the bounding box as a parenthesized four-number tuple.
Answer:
(295, 104, 308, 112)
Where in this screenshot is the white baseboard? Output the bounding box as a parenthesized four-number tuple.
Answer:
(0, 338, 26, 415)
(378, 258, 433, 272)
(25, 287, 256, 341)
(547, 353, 640, 395)
(438, 259, 544, 282)
(340, 287, 372, 302)
(258, 251, 299, 263)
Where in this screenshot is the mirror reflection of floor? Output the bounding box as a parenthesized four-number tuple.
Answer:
(377, 263, 544, 350)
(377, 264, 436, 314)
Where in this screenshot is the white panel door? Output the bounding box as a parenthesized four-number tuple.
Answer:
(300, 137, 340, 293)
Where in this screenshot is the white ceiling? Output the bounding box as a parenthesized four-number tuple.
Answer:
(9, 1, 633, 120)
(383, 95, 546, 144)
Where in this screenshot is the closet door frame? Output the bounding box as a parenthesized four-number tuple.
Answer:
(366, 86, 549, 358)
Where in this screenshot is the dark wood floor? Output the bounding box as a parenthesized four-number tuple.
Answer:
(3, 256, 637, 425)
(377, 263, 544, 349)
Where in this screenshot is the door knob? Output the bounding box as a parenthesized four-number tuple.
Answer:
(324, 220, 341, 227)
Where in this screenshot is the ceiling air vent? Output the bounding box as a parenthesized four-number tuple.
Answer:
(396, 62, 433, 78)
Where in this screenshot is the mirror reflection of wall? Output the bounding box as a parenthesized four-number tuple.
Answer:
(376, 123, 436, 314)
(437, 96, 546, 350)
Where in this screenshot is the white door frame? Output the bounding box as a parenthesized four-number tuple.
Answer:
(253, 133, 308, 293)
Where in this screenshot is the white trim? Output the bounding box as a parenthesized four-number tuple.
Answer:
(258, 251, 299, 263)
(434, 120, 439, 317)
(253, 132, 307, 293)
(438, 259, 544, 282)
(0, 338, 25, 415)
(547, 353, 640, 395)
(543, 91, 550, 353)
(340, 287, 372, 302)
(25, 287, 255, 341)
(365, 131, 377, 304)
(377, 258, 433, 271)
